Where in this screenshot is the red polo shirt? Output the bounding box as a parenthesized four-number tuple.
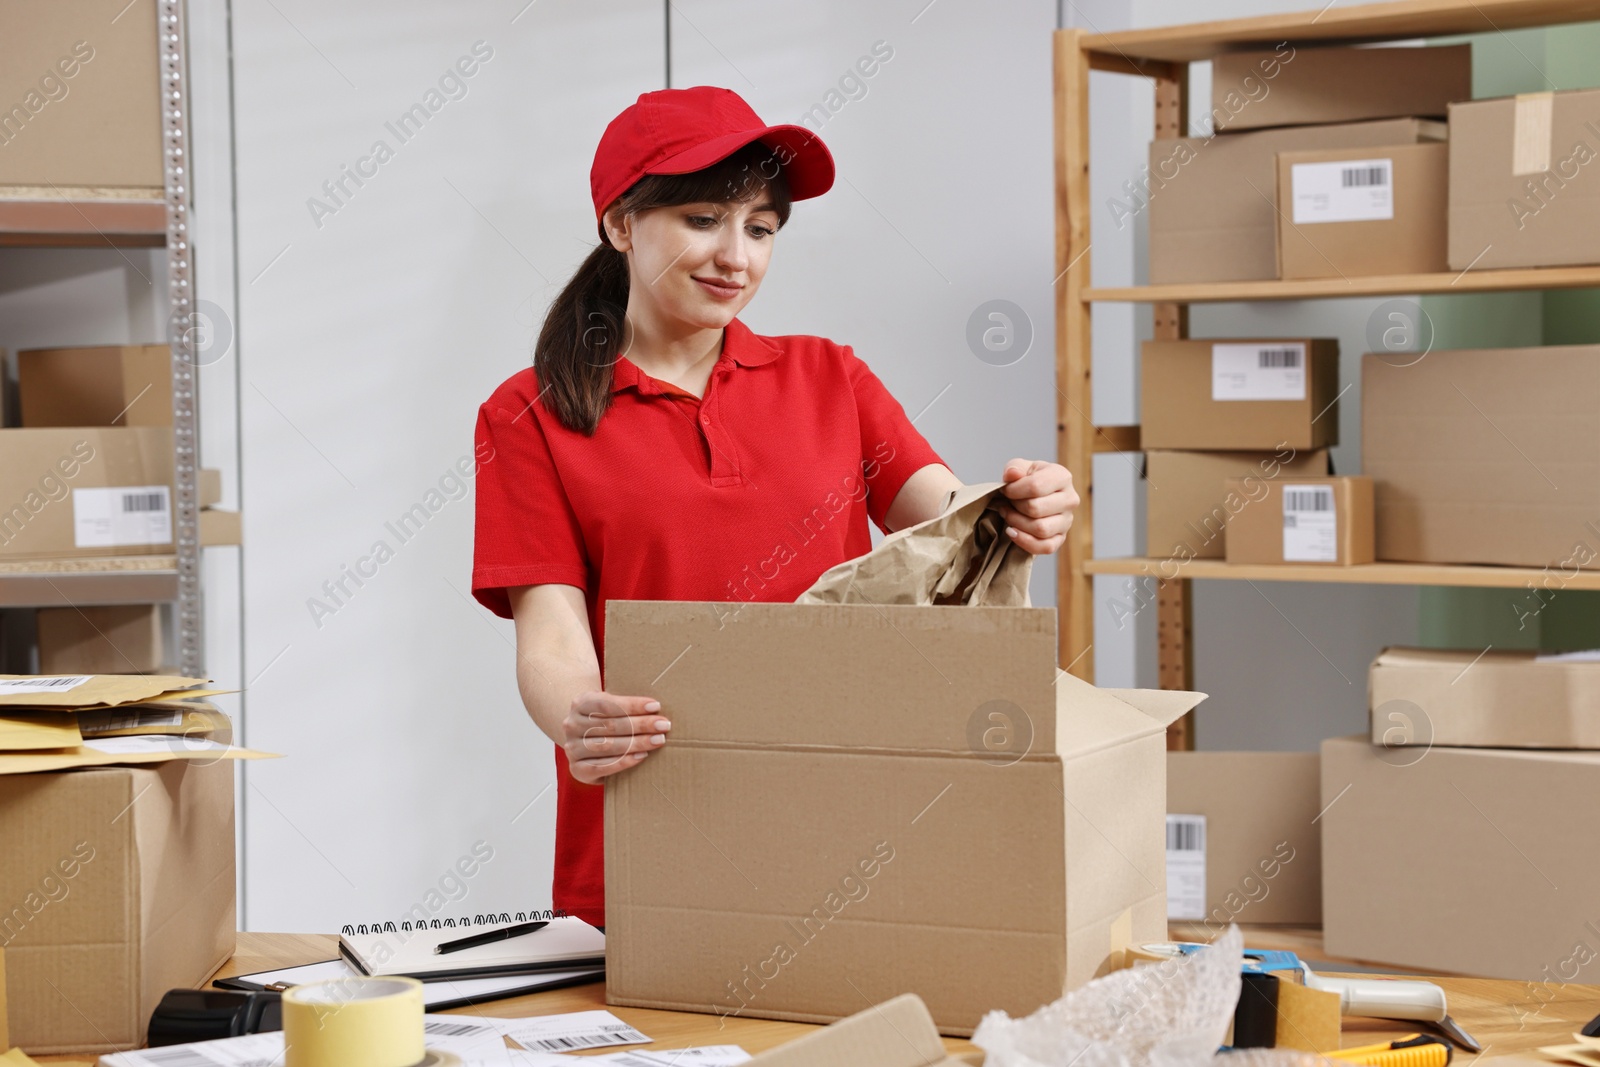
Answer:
(471, 315, 948, 927)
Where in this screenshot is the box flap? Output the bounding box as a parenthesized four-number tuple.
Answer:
(1100, 687, 1207, 729)
(605, 601, 1057, 754)
(745, 993, 972, 1066)
(1056, 671, 1205, 759)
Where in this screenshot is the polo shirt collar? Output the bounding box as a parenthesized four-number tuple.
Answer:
(611, 316, 779, 393)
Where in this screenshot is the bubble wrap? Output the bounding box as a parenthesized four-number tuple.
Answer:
(971, 926, 1334, 1067)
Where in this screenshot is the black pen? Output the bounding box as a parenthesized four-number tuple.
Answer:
(433, 920, 549, 955)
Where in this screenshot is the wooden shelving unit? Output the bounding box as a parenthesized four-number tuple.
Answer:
(1052, 0, 1600, 745)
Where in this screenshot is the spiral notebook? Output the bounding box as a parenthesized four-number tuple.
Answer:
(338, 914, 606, 980)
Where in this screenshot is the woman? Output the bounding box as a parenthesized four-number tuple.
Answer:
(472, 86, 1078, 930)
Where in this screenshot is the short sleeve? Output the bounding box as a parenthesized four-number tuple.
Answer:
(842, 347, 950, 532)
(471, 402, 591, 619)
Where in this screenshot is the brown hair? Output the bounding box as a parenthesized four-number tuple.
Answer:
(535, 140, 794, 435)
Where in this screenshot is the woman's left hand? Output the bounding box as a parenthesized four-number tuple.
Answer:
(995, 459, 1079, 555)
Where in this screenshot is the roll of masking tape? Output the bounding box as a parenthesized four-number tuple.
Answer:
(282, 975, 462, 1067)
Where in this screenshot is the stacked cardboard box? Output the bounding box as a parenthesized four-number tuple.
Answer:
(1142, 338, 1344, 560)
(1322, 647, 1600, 980)
(1148, 43, 1467, 284)
(1362, 344, 1600, 569)
(0, 674, 274, 1053)
(1449, 87, 1600, 270)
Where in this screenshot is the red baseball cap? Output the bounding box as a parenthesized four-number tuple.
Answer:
(590, 85, 835, 243)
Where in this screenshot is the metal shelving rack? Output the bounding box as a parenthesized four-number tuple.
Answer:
(0, 0, 204, 675)
(1053, 0, 1600, 746)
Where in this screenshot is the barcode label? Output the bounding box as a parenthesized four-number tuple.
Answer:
(1167, 814, 1205, 851)
(134, 1049, 224, 1067)
(1341, 165, 1389, 187)
(74, 485, 173, 548)
(425, 1018, 491, 1037)
(507, 1012, 651, 1053)
(79, 708, 186, 736)
(1284, 488, 1332, 512)
(1166, 814, 1207, 921)
(0, 675, 91, 695)
(1283, 484, 1339, 562)
(1212, 343, 1307, 401)
(1291, 157, 1394, 224)
(98, 1030, 285, 1066)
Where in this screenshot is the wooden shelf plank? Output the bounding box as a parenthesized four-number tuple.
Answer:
(0, 194, 167, 248)
(1083, 556, 1600, 590)
(0, 555, 179, 608)
(1084, 0, 1600, 64)
(1086, 265, 1600, 304)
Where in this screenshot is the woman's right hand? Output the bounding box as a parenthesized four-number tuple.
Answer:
(563, 690, 671, 784)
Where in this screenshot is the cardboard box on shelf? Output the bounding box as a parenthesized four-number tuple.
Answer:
(17, 345, 171, 428)
(36, 604, 164, 674)
(1145, 449, 1330, 561)
(1141, 338, 1340, 451)
(1448, 88, 1600, 271)
(1370, 646, 1600, 749)
(1275, 143, 1448, 279)
(1148, 118, 1444, 284)
(603, 483, 1204, 1035)
(0, 427, 174, 560)
(1212, 44, 1469, 133)
(0, 1, 164, 189)
(0, 760, 236, 1053)
(1362, 346, 1600, 568)
(1166, 752, 1322, 926)
(1321, 734, 1600, 983)
(1222, 475, 1375, 566)
(200, 509, 241, 547)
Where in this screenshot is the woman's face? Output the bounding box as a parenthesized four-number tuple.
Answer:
(608, 195, 780, 332)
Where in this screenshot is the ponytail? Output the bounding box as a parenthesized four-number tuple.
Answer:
(534, 242, 630, 436)
(533, 140, 793, 436)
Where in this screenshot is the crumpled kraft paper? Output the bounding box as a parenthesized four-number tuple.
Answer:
(796, 481, 1033, 607)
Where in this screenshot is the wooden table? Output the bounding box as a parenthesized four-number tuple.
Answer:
(31, 930, 1600, 1063)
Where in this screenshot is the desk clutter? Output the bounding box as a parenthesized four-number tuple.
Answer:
(0, 674, 275, 1053)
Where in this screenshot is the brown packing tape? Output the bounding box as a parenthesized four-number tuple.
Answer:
(796, 481, 1032, 607)
(1512, 92, 1554, 176)
(1274, 980, 1341, 1053)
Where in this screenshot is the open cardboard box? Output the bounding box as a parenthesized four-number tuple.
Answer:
(603, 483, 1204, 1035)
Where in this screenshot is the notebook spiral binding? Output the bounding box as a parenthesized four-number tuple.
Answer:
(341, 908, 569, 936)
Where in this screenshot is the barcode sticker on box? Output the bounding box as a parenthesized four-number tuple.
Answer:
(1166, 814, 1207, 921)
(1291, 157, 1394, 224)
(73, 485, 173, 548)
(1211, 343, 1307, 401)
(1283, 484, 1338, 562)
(0, 675, 90, 695)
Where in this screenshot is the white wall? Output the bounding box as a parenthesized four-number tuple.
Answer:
(229, 0, 1071, 933)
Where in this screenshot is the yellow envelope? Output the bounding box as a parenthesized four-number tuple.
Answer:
(0, 714, 82, 751)
(0, 737, 279, 776)
(0, 673, 213, 709)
